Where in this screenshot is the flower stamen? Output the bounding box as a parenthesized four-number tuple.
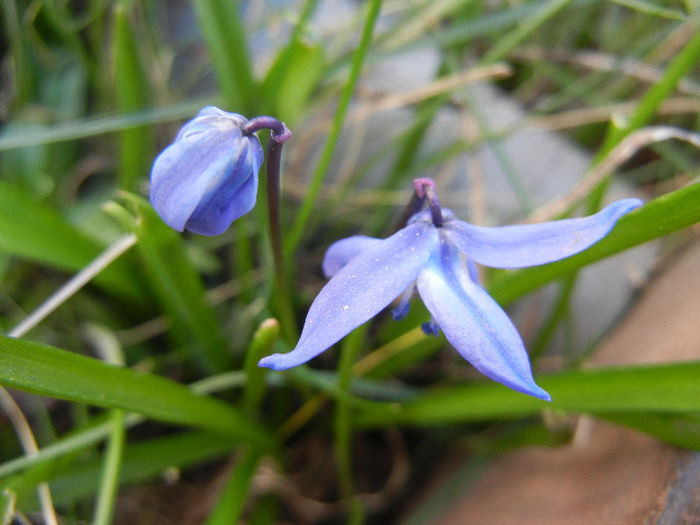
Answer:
(414, 178, 444, 227)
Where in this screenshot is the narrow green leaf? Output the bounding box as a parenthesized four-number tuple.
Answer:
(357, 360, 700, 428)
(489, 182, 700, 306)
(0, 372, 251, 480)
(0, 121, 53, 196)
(602, 412, 700, 450)
(1, 0, 30, 107)
(0, 101, 210, 151)
(90, 326, 126, 525)
(0, 413, 140, 480)
(601, 16, 700, 153)
(92, 410, 125, 525)
(204, 448, 263, 525)
(263, 39, 325, 125)
(0, 180, 142, 300)
(26, 432, 236, 508)
(481, 0, 573, 64)
(285, 0, 384, 256)
(192, 0, 258, 112)
(0, 336, 271, 447)
(260, 0, 321, 121)
(403, 0, 599, 54)
(112, 4, 153, 191)
(0, 488, 15, 525)
(610, 0, 685, 21)
(122, 193, 230, 372)
(243, 319, 280, 415)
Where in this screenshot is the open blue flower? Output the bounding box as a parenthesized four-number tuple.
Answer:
(259, 196, 642, 400)
(150, 106, 264, 235)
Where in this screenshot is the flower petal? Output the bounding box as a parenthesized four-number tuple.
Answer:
(322, 235, 383, 278)
(259, 223, 439, 370)
(416, 234, 550, 400)
(445, 199, 642, 268)
(149, 107, 263, 234)
(174, 106, 246, 142)
(392, 284, 415, 320)
(184, 141, 262, 235)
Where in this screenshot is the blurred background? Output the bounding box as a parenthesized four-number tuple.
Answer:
(1, 0, 699, 523)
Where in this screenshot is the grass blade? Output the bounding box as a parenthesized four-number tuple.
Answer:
(0, 336, 272, 447)
(357, 360, 700, 428)
(0, 181, 142, 300)
(112, 4, 154, 191)
(285, 0, 384, 256)
(19, 432, 236, 508)
(204, 448, 263, 525)
(0, 101, 210, 151)
(122, 194, 230, 373)
(91, 410, 124, 525)
(192, 0, 257, 112)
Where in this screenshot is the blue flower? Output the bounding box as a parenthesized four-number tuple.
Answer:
(259, 196, 642, 400)
(149, 106, 264, 235)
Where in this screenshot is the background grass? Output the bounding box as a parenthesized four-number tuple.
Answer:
(0, 0, 699, 523)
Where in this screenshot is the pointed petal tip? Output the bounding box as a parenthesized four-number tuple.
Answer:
(610, 197, 643, 215)
(446, 196, 644, 269)
(257, 354, 294, 371)
(501, 376, 551, 401)
(530, 384, 552, 402)
(505, 375, 551, 401)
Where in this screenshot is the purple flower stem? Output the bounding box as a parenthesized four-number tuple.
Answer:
(243, 117, 296, 342)
(243, 116, 291, 143)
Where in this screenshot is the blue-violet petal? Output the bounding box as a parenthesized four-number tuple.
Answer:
(183, 140, 262, 235)
(416, 234, 550, 400)
(444, 198, 642, 268)
(259, 223, 439, 370)
(322, 235, 383, 278)
(149, 106, 263, 235)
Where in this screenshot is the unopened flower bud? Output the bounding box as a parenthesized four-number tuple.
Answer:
(149, 106, 263, 235)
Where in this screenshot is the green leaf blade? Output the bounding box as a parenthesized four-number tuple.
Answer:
(124, 194, 230, 373)
(357, 361, 700, 428)
(0, 336, 272, 448)
(112, 4, 154, 192)
(193, 0, 258, 112)
(0, 180, 142, 300)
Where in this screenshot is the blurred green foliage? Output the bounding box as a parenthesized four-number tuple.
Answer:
(0, 0, 699, 523)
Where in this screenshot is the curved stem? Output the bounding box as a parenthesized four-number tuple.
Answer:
(243, 116, 290, 143)
(266, 138, 285, 272)
(267, 137, 297, 342)
(243, 117, 296, 342)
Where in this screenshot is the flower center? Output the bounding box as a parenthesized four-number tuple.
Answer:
(413, 178, 444, 227)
